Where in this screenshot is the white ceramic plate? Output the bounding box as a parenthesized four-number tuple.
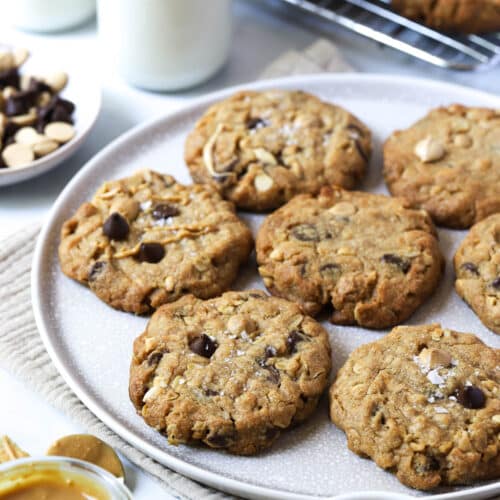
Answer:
(0, 46, 101, 186)
(32, 74, 500, 500)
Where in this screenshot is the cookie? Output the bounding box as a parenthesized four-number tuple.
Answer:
(256, 185, 444, 329)
(391, 0, 500, 33)
(384, 104, 500, 228)
(129, 290, 331, 455)
(454, 213, 500, 334)
(184, 90, 371, 211)
(59, 170, 253, 314)
(330, 324, 500, 490)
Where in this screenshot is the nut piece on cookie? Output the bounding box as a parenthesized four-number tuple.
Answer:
(129, 290, 331, 455)
(256, 185, 444, 329)
(58, 170, 253, 314)
(330, 324, 500, 490)
(454, 213, 500, 334)
(418, 347, 452, 369)
(185, 90, 372, 211)
(414, 136, 445, 163)
(384, 104, 500, 228)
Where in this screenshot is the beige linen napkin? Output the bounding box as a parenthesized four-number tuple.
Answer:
(0, 39, 351, 499)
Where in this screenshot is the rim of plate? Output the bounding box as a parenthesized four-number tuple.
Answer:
(0, 68, 101, 186)
(31, 73, 500, 500)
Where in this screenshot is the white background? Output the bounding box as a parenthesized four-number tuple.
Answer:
(0, 1, 499, 498)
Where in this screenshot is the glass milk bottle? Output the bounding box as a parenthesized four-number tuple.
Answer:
(97, 0, 232, 91)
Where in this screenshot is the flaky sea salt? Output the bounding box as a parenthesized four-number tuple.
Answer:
(413, 355, 429, 374)
(434, 406, 448, 414)
(427, 369, 445, 385)
(152, 217, 172, 227)
(140, 200, 152, 211)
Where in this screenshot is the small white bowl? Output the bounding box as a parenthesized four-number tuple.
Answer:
(0, 48, 101, 187)
(0, 456, 132, 499)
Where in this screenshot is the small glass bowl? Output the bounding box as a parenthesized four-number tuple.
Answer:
(0, 456, 132, 499)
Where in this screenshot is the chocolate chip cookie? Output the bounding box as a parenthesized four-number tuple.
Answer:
(391, 0, 500, 33)
(256, 186, 444, 329)
(185, 90, 371, 211)
(454, 213, 500, 334)
(330, 324, 500, 490)
(59, 170, 253, 314)
(129, 290, 331, 455)
(384, 104, 500, 228)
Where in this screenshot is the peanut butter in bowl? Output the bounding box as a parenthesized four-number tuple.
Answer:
(0, 457, 131, 500)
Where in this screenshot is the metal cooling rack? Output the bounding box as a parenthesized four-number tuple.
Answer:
(272, 0, 500, 70)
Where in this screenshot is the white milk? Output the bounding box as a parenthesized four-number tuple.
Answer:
(97, 0, 232, 91)
(7, 0, 96, 32)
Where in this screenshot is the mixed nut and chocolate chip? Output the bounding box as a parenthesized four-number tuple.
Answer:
(257, 185, 444, 329)
(129, 290, 331, 455)
(0, 47, 76, 169)
(59, 170, 253, 314)
(185, 89, 372, 211)
(454, 213, 500, 334)
(330, 324, 500, 491)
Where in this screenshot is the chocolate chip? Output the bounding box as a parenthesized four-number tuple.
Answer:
(491, 277, 500, 290)
(291, 224, 319, 242)
(455, 385, 486, 409)
(50, 95, 75, 114)
(413, 454, 440, 474)
(147, 351, 163, 366)
(381, 253, 411, 274)
(152, 203, 179, 219)
(257, 358, 281, 384)
(204, 388, 218, 396)
(137, 243, 165, 263)
(88, 261, 105, 281)
(264, 364, 280, 383)
(0, 67, 20, 88)
(286, 330, 302, 354)
(264, 345, 277, 358)
(5, 95, 30, 116)
(461, 262, 479, 275)
(27, 77, 52, 94)
(2, 121, 19, 141)
(103, 212, 129, 241)
(246, 117, 268, 130)
(189, 334, 217, 358)
(36, 96, 75, 130)
(51, 105, 73, 124)
(206, 432, 233, 448)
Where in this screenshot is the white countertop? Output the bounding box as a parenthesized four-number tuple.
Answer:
(0, 2, 499, 498)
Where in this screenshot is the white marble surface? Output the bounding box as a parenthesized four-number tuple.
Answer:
(0, 1, 499, 498)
